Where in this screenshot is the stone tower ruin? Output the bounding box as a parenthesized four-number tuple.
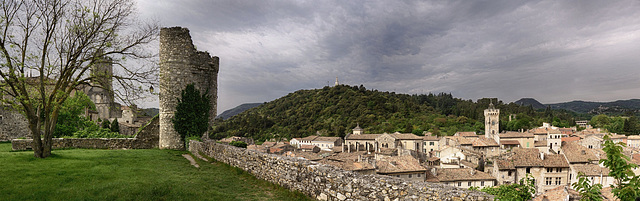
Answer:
(159, 27, 219, 149)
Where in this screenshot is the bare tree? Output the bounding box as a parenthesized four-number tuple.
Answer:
(0, 0, 158, 158)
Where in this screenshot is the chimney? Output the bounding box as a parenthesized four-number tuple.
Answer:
(540, 152, 545, 160)
(470, 168, 475, 175)
(581, 150, 586, 155)
(431, 168, 437, 176)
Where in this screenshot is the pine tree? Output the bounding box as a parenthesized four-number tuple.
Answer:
(102, 119, 111, 129)
(172, 84, 211, 147)
(110, 118, 120, 133)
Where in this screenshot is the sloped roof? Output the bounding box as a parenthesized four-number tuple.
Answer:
(532, 186, 581, 201)
(572, 164, 610, 176)
(628, 135, 640, 140)
(561, 141, 600, 163)
(500, 132, 534, 138)
(500, 140, 521, 145)
(423, 135, 440, 141)
(455, 132, 478, 137)
(430, 168, 496, 182)
(376, 155, 426, 174)
(388, 133, 423, 140)
(447, 136, 473, 145)
(345, 133, 381, 140)
(495, 159, 515, 170)
(534, 140, 547, 147)
(472, 136, 499, 147)
(301, 135, 318, 141)
(320, 158, 375, 171)
(561, 137, 581, 142)
(543, 154, 570, 168)
(314, 136, 341, 142)
(505, 148, 544, 167)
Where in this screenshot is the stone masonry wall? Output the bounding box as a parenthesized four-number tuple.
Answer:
(159, 27, 218, 150)
(0, 106, 31, 141)
(11, 116, 159, 151)
(189, 140, 493, 201)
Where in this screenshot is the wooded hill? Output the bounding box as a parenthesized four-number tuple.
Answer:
(211, 85, 579, 142)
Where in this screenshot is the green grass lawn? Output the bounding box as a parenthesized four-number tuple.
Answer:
(0, 142, 312, 201)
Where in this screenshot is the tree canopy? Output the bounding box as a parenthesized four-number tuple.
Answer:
(0, 0, 158, 158)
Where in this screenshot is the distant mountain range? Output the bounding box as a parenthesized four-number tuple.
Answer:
(514, 98, 640, 114)
(217, 103, 263, 120)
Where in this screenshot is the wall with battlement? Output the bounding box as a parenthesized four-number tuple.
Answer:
(159, 27, 218, 150)
(189, 140, 493, 201)
(11, 116, 159, 150)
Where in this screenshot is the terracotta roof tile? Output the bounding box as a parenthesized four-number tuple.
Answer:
(301, 135, 318, 141)
(376, 155, 426, 174)
(500, 132, 534, 138)
(388, 133, 424, 140)
(500, 140, 521, 145)
(345, 134, 381, 140)
(313, 136, 341, 142)
(472, 136, 499, 147)
(455, 132, 478, 137)
(561, 141, 600, 163)
(423, 135, 441, 141)
(543, 154, 570, 168)
(572, 164, 610, 176)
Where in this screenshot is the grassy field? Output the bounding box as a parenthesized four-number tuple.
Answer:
(0, 142, 312, 201)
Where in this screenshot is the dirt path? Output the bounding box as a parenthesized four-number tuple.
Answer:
(182, 154, 199, 168)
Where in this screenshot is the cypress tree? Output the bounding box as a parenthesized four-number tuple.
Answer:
(110, 118, 120, 133)
(172, 84, 210, 147)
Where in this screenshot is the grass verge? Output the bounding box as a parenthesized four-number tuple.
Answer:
(0, 142, 312, 201)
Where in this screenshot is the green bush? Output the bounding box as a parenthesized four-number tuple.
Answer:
(229, 141, 247, 148)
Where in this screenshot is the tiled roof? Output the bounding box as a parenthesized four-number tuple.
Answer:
(561, 141, 600, 163)
(628, 135, 640, 140)
(608, 134, 627, 139)
(300, 145, 317, 150)
(262, 141, 277, 147)
(561, 137, 581, 142)
(345, 133, 381, 140)
(447, 136, 473, 145)
(301, 135, 318, 141)
(543, 154, 569, 168)
(313, 136, 341, 142)
(532, 186, 581, 201)
(455, 132, 478, 137)
(388, 133, 423, 140)
(423, 135, 440, 141)
(495, 159, 515, 170)
(572, 164, 610, 176)
(500, 132, 534, 138)
(632, 154, 640, 165)
(500, 140, 521, 145)
(429, 168, 496, 182)
(320, 158, 375, 171)
(472, 136, 499, 147)
(376, 155, 426, 174)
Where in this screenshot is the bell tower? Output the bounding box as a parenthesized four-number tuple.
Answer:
(484, 102, 500, 142)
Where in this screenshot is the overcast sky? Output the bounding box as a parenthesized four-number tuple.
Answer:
(135, 0, 640, 114)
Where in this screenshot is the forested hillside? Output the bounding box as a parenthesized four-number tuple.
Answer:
(211, 85, 579, 142)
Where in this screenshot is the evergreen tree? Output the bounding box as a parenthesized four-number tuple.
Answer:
(173, 84, 211, 148)
(102, 119, 111, 129)
(110, 118, 120, 133)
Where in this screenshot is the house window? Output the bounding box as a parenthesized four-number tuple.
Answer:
(508, 171, 512, 176)
(458, 182, 461, 187)
(408, 174, 412, 178)
(546, 168, 552, 173)
(430, 142, 435, 146)
(555, 177, 561, 185)
(481, 181, 484, 186)
(588, 145, 593, 149)
(526, 167, 531, 173)
(468, 181, 472, 186)
(556, 168, 562, 173)
(417, 174, 421, 177)
(545, 177, 552, 185)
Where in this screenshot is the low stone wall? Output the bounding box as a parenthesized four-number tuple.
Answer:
(11, 116, 159, 151)
(189, 140, 493, 201)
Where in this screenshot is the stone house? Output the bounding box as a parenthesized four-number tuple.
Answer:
(289, 138, 301, 148)
(308, 136, 342, 151)
(376, 133, 423, 152)
(344, 127, 381, 152)
(376, 155, 427, 181)
(427, 168, 497, 189)
(547, 130, 566, 153)
(608, 133, 627, 145)
(570, 164, 613, 188)
(578, 134, 603, 149)
(454, 132, 478, 138)
(628, 135, 640, 148)
(499, 131, 535, 148)
(471, 136, 500, 157)
(423, 135, 440, 153)
(493, 148, 570, 193)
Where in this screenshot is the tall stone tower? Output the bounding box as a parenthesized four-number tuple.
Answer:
(484, 102, 500, 142)
(159, 27, 219, 150)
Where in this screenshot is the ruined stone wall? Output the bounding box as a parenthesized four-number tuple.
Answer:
(0, 106, 31, 141)
(11, 116, 159, 150)
(159, 27, 218, 150)
(189, 140, 493, 201)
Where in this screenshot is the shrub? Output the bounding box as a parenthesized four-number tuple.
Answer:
(229, 141, 247, 148)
